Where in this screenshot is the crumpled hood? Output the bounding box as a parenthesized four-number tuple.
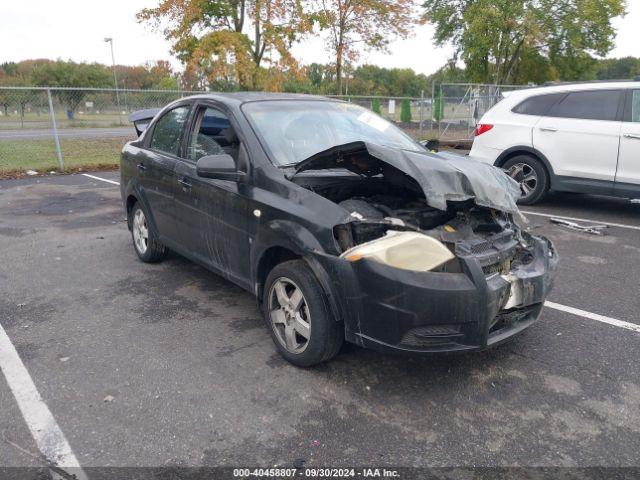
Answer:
(292, 141, 522, 215)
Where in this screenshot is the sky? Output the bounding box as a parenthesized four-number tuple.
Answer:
(1, 0, 639, 76)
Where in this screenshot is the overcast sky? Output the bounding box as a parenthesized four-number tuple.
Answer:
(2, 0, 639, 75)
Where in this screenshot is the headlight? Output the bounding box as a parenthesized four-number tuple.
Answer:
(340, 230, 455, 272)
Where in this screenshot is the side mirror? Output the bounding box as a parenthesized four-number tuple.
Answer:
(196, 154, 245, 182)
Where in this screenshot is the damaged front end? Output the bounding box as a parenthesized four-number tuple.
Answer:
(291, 142, 558, 354)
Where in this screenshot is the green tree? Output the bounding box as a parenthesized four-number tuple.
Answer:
(313, 0, 424, 94)
(595, 57, 640, 80)
(138, 0, 312, 90)
(31, 61, 112, 118)
(433, 89, 442, 123)
(400, 98, 412, 122)
(423, 0, 626, 84)
(371, 97, 381, 114)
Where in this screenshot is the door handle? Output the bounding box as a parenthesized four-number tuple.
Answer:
(539, 127, 558, 132)
(623, 133, 640, 140)
(137, 163, 147, 171)
(178, 178, 192, 189)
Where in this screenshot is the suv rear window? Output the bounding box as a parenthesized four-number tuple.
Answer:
(512, 93, 565, 116)
(548, 90, 622, 121)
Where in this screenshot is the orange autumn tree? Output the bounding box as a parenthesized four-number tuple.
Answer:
(138, 0, 312, 90)
(313, 0, 424, 94)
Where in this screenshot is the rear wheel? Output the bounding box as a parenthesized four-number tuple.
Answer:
(129, 202, 167, 262)
(263, 260, 343, 367)
(503, 155, 549, 205)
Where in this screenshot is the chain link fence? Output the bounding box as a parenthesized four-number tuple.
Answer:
(0, 87, 203, 175)
(435, 83, 531, 141)
(0, 85, 524, 175)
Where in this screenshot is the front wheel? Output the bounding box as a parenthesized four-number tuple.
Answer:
(503, 155, 549, 205)
(129, 202, 167, 263)
(263, 260, 343, 367)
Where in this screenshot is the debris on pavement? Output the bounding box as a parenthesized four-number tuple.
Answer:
(25, 170, 38, 176)
(103, 395, 115, 403)
(550, 217, 609, 235)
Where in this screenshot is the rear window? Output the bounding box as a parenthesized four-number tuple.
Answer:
(512, 93, 565, 116)
(548, 90, 622, 121)
(631, 90, 640, 123)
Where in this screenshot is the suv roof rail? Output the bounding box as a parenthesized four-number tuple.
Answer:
(543, 79, 638, 86)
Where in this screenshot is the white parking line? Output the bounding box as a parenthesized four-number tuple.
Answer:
(0, 323, 87, 476)
(545, 301, 640, 333)
(78, 173, 639, 334)
(82, 173, 120, 185)
(522, 210, 640, 231)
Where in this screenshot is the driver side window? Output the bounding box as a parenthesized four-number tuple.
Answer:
(188, 107, 238, 162)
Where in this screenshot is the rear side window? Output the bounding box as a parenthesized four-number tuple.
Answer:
(631, 90, 640, 123)
(549, 90, 622, 121)
(150, 106, 190, 156)
(512, 93, 565, 116)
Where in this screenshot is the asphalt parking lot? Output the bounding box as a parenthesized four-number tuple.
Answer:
(1, 171, 640, 475)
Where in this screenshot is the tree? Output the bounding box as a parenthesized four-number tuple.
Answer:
(400, 98, 412, 122)
(31, 61, 112, 118)
(138, 0, 312, 90)
(595, 57, 640, 80)
(371, 97, 381, 114)
(423, 0, 626, 84)
(312, 0, 424, 94)
(433, 88, 442, 123)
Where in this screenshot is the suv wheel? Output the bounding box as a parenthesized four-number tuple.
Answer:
(503, 155, 549, 205)
(129, 202, 167, 262)
(263, 260, 343, 367)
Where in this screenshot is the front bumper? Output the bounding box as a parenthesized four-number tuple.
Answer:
(315, 235, 558, 354)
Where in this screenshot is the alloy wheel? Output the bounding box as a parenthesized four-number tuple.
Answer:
(268, 277, 311, 354)
(132, 209, 149, 255)
(507, 162, 538, 199)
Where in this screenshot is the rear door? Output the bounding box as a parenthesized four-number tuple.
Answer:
(137, 103, 191, 242)
(614, 89, 640, 196)
(533, 89, 624, 190)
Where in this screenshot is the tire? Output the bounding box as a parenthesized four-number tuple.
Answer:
(262, 260, 344, 367)
(129, 202, 167, 263)
(502, 155, 549, 205)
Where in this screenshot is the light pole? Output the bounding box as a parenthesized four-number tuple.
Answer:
(104, 37, 122, 123)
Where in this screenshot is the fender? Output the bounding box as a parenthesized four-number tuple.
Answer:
(494, 146, 559, 189)
(251, 219, 346, 324)
(122, 178, 160, 237)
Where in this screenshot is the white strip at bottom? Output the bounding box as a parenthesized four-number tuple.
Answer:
(522, 210, 640, 232)
(0, 323, 86, 476)
(545, 301, 640, 333)
(82, 173, 120, 185)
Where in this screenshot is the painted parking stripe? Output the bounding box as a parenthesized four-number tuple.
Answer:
(0, 323, 87, 477)
(545, 301, 640, 333)
(82, 173, 120, 185)
(522, 210, 640, 232)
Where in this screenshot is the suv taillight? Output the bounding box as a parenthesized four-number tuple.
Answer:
(475, 124, 493, 136)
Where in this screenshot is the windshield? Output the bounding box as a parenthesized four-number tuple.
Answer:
(242, 100, 423, 166)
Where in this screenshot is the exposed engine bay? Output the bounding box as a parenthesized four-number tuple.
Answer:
(291, 143, 540, 282)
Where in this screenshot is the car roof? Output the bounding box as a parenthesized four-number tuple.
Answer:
(181, 91, 335, 105)
(506, 81, 640, 99)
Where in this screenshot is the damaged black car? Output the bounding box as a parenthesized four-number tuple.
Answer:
(121, 93, 558, 366)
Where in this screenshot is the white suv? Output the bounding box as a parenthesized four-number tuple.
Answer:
(470, 81, 640, 204)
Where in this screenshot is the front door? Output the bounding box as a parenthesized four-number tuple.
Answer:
(615, 89, 640, 196)
(173, 103, 252, 288)
(533, 89, 623, 191)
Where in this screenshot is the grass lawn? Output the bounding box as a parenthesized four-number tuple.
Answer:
(0, 137, 125, 175)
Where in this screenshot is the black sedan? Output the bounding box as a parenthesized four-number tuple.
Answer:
(121, 93, 558, 366)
